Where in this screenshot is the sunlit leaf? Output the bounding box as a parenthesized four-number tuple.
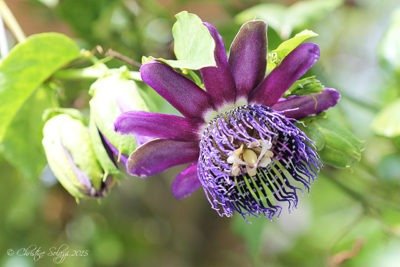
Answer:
(268, 29, 318, 71)
(274, 30, 318, 59)
(372, 99, 400, 137)
(0, 33, 80, 142)
(163, 11, 216, 70)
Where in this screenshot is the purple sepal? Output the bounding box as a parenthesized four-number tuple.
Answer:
(140, 61, 215, 119)
(127, 139, 200, 177)
(200, 22, 236, 106)
(171, 163, 201, 199)
(249, 43, 320, 106)
(115, 111, 201, 141)
(229, 21, 267, 99)
(272, 88, 341, 119)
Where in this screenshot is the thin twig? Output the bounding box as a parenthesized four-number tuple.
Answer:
(328, 239, 364, 267)
(0, 14, 8, 58)
(0, 0, 25, 42)
(106, 49, 141, 68)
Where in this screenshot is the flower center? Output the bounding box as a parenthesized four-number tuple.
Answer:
(198, 104, 321, 219)
(227, 140, 274, 177)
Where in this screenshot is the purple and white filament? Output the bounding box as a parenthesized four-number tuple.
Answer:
(198, 105, 321, 219)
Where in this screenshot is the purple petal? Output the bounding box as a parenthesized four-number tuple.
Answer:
(229, 20, 267, 99)
(272, 88, 341, 119)
(140, 61, 214, 119)
(171, 163, 201, 199)
(249, 43, 320, 106)
(200, 23, 236, 106)
(115, 111, 201, 141)
(127, 139, 199, 177)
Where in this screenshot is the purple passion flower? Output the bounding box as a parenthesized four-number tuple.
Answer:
(115, 21, 340, 219)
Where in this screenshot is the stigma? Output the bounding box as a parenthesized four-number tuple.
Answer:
(227, 140, 274, 177)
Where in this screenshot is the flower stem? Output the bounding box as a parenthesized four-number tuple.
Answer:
(0, 0, 25, 43)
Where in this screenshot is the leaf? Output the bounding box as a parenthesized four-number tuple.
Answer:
(379, 8, 400, 71)
(301, 113, 364, 168)
(274, 30, 318, 59)
(0, 33, 80, 142)
(268, 30, 318, 71)
(371, 99, 400, 137)
(285, 76, 324, 96)
(163, 11, 216, 70)
(236, 0, 342, 39)
(0, 88, 54, 179)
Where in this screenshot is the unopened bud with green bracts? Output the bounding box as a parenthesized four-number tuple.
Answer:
(89, 70, 149, 174)
(42, 110, 113, 199)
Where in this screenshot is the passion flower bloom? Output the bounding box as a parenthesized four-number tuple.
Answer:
(115, 21, 340, 218)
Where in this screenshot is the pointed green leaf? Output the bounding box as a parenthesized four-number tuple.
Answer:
(372, 99, 400, 137)
(274, 30, 318, 59)
(0, 33, 80, 142)
(268, 30, 318, 71)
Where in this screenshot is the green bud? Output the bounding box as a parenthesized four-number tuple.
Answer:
(285, 76, 324, 97)
(89, 71, 148, 173)
(300, 114, 364, 168)
(42, 112, 112, 199)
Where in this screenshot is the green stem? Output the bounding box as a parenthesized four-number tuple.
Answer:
(0, 0, 25, 42)
(53, 67, 142, 82)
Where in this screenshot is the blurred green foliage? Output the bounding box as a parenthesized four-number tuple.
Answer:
(1, 0, 400, 267)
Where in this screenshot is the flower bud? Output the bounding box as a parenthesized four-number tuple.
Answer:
(89, 71, 149, 173)
(42, 112, 112, 199)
